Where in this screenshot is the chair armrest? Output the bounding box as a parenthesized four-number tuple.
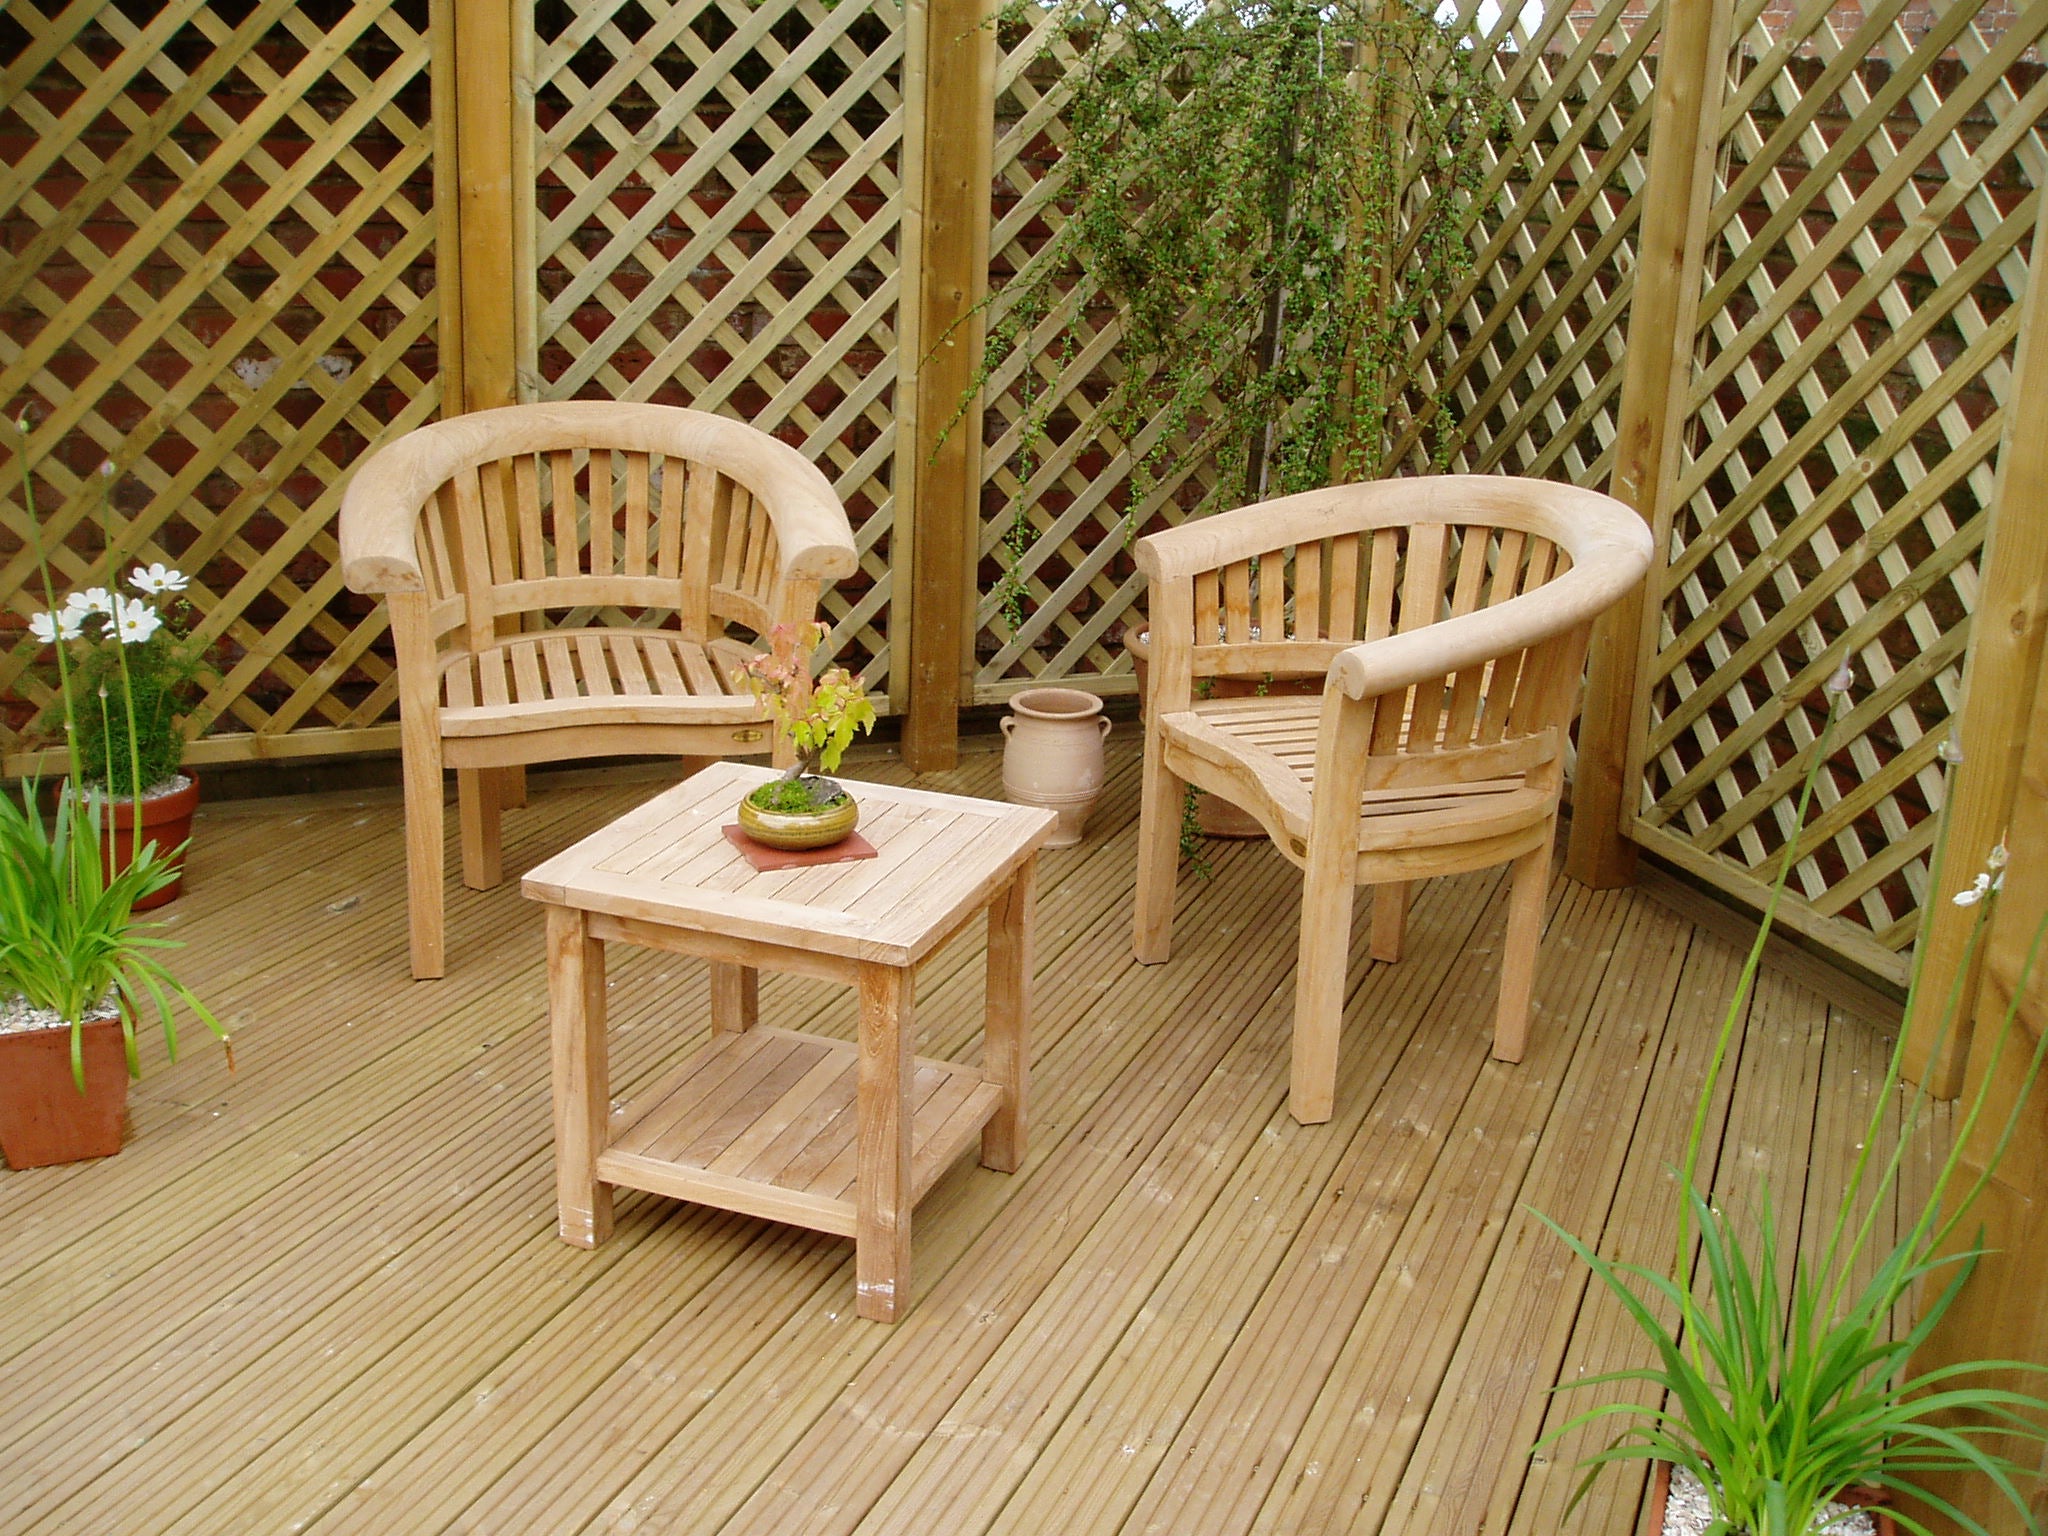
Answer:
(760, 463, 859, 588)
(338, 434, 434, 595)
(1328, 539, 1650, 701)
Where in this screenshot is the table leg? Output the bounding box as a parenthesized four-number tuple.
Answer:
(548, 905, 613, 1248)
(981, 853, 1036, 1173)
(855, 961, 914, 1322)
(709, 961, 759, 1034)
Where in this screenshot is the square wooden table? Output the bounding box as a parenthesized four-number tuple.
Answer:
(521, 760, 1056, 1321)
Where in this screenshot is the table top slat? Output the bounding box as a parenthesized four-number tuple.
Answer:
(525, 761, 1055, 964)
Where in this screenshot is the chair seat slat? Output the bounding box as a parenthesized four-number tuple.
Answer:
(438, 630, 771, 732)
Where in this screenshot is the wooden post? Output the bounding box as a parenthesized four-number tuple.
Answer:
(1563, 0, 1732, 888)
(1901, 188, 2048, 1096)
(899, 0, 996, 772)
(1907, 646, 2048, 1529)
(430, 0, 467, 417)
(453, 0, 519, 412)
(451, 0, 525, 813)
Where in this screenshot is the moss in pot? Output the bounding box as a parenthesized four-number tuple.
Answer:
(737, 622, 876, 851)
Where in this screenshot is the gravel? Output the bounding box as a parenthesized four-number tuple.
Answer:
(1663, 1466, 1877, 1536)
(0, 993, 119, 1037)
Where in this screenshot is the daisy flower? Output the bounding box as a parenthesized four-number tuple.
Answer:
(28, 610, 84, 643)
(112, 596, 163, 644)
(128, 563, 188, 595)
(63, 587, 114, 619)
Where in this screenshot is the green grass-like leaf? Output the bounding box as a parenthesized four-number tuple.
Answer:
(0, 781, 224, 1091)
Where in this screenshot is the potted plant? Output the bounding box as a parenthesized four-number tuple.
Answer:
(44, 558, 203, 908)
(25, 458, 204, 909)
(735, 621, 877, 850)
(1, 416, 227, 1167)
(1535, 674, 2048, 1536)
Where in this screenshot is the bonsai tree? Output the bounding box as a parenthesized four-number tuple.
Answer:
(741, 621, 876, 812)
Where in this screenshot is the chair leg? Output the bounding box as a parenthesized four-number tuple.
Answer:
(494, 764, 527, 809)
(1492, 845, 1552, 1063)
(458, 768, 503, 890)
(1132, 741, 1184, 965)
(402, 742, 446, 981)
(1370, 880, 1409, 963)
(1277, 831, 1359, 1130)
(1290, 845, 1358, 1126)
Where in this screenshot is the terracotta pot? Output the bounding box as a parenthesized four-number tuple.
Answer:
(1644, 1461, 1898, 1536)
(100, 774, 199, 911)
(1001, 687, 1112, 848)
(1125, 628, 1317, 839)
(737, 779, 860, 850)
(0, 1016, 128, 1169)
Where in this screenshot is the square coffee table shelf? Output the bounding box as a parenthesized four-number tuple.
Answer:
(523, 761, 1056, 1321)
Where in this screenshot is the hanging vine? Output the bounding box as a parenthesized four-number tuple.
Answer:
(970, 0, 1507, 625)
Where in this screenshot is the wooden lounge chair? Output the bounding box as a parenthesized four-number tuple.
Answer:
(1130, 476, 1654, 1124)
(340, 401, 859, 979)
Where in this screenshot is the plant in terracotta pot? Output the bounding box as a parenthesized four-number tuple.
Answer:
(1535, 677, 2048, 1536)
(736, 622, 876, 850)
(21, 450, 204, 909)
(46, 562, 203, 908)
(1, 417, 226, 1168)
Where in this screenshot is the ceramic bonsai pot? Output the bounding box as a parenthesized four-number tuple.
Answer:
(100, 773, 198, 910)
(0, 1016, 128, 1169)
(737, 780, 860, 850)
(1000, 687, 1112, 848)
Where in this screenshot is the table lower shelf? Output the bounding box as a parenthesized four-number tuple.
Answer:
(594, 1025, 1005, 1238)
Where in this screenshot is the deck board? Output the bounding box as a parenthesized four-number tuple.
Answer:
(0, 739, 1938, 1536)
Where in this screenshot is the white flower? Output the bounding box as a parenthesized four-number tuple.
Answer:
(1988, 841, 2009, 871)
(128, 563, 187, 594)
(112, 596, 162, 644)
(28, 610, 83, 643)
(63, 587, 113, 618)
(1954, 874, 1991, 907)
(1826, 661, 1855, 696)
(1938, 735, 1964, 765)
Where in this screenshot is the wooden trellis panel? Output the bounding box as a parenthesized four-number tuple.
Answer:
(1627, 2, 2048, 985)
(0, 0, 446, 769)
(517, 0, 914, 701)
(974, 9, 1221, 699)
(969, 1, 1664, 700)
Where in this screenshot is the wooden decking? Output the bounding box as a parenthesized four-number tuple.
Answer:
(0, 739, 1938, 1536)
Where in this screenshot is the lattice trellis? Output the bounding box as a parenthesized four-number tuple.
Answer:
(0, 0, 443, 767)
(1630, 2, 2048, 983)
(4, 0, 2040, 982)
(970, 0, 1663, 700)
(519, 0, 911, 698)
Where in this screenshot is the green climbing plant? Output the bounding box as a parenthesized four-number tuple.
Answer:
(969, 0, 1508, 628)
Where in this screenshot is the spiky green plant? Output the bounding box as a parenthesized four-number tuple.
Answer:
(0, 780, 222, 1088)
(1535, 678, 2048, 1536)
